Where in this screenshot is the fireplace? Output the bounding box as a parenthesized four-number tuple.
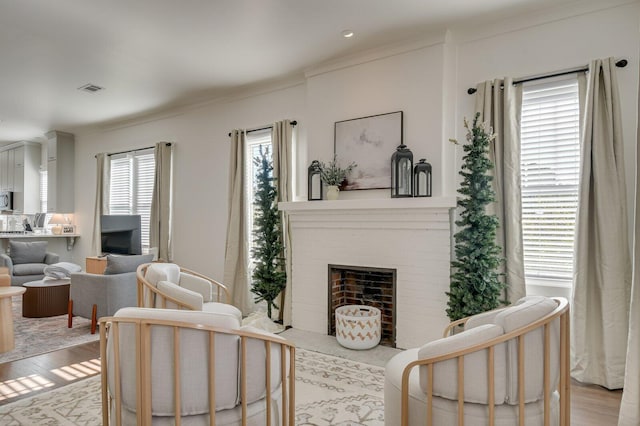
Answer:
(328, 265, 396, 347)
(279, 197, 456, 348)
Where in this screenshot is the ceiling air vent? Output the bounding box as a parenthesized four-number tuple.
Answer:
(78, 83, 105, 93)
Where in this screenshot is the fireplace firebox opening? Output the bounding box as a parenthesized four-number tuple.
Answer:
(328, 264, 396, 347)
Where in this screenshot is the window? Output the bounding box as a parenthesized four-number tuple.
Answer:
(109, 149, 155, 250)
(245, 130, 272, 269)
(520, 78, 580, 287)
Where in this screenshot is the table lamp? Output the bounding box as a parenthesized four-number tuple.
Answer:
(49, 214, 66, 235)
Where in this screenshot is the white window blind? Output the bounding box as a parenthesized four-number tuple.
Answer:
(520, 78, 580, 285)
(109, 148, 155, 249)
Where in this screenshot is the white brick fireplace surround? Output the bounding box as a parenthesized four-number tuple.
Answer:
(280, 197, 456, 349)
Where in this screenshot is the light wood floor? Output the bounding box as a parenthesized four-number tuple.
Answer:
(0, 341, 624, 425)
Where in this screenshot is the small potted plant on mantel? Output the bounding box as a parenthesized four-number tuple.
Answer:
(319, 155, 357, 200)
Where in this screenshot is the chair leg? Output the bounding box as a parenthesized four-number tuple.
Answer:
(67, 299, 73, 328)
(91, 304, 97, 334)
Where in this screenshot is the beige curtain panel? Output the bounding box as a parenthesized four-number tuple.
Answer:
(571, 57, 631, 389)
(149, 142, 174, 261)
(272, 120, 293, 326)
(223, 130, 252, 315)
(617, 58, 640, 425)
(474, 77, 526, 304)
(91, 153, 109, 256)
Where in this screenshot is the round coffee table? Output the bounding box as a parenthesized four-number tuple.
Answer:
(22, 278, 71, 318)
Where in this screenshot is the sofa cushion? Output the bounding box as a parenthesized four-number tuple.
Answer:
(10, 241, 46, 264)
(495, 296, 560, 405)
(156, 280, 203, 310)
(418, 323, 506, 404)
(104, 254, 154, 275)
(13, 263, 46, 276)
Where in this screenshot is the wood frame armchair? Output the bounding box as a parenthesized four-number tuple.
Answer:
(385, 296, 570, 426)
(100, 307, 296, 426)
(136, 262, 230, 310)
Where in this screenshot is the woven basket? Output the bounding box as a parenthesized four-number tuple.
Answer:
(335, 305, 381, 350)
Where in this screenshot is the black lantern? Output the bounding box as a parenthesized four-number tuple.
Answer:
(308, 160, 323, 201)
(391, 144, 413, 198)
(414, 158, 432, 197)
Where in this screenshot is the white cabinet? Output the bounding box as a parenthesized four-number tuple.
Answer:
(0, 142, 41, 214)
(0, 151, 8, 191)
(45, 131, 74, 213)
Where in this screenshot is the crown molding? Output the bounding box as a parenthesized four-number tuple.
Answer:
(452, 0, 638, 44)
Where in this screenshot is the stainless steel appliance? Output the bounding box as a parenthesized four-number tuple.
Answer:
(0, 191, 13, 211)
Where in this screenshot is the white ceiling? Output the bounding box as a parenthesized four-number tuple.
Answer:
(0, 0, 583, 143)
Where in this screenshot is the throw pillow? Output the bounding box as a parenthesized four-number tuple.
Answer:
(9, 241, 47, 264)
(104, 254, 154, 275)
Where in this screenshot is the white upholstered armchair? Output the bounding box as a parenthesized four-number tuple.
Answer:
(384, 296, 570, 426)
(99, 307, 296, 425)
(136, 262, 241, 321)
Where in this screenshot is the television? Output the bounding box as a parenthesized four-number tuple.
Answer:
(100, 215, 142, 255)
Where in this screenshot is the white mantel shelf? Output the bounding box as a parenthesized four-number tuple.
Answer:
(279, 197, 457, 212)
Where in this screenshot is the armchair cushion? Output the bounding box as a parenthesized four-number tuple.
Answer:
(9, 241, 46, 264)
(495, 296, 559, 405)
(144, 263, 181, 286)
(179, 272, 212, 301)
(465, 307, 510, 329)
(13, 263, 47, 276)
(44, 252, 60, 265)
(109, 307, 242, 415)
(240, 325, 289, 405)
(104, 254, 154, 275)
(156, 280, 204, 310)
(202, 302, 243, 323)
(418, 324, 506, 404)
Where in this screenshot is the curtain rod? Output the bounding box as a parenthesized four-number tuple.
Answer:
(467, 59, 628, 95)
(94, 142, 172, 158)
(227, 120, 297, 137)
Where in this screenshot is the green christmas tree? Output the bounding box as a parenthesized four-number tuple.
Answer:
(447, 113, 505, 321)
(251, 146, 287, 319)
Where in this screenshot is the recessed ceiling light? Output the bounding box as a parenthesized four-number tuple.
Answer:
(342, 30, 354, 38)
(78, 83, 105, 93)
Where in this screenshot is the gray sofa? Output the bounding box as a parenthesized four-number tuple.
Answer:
(0, 241, 60, 286)
(68, 254, 153, 333)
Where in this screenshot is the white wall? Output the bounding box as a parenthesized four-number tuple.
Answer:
(456, 2, 640, 296)
(70, 1, 639, 299)
(74, 83, 306, 281)
(305, 37, 448, 198)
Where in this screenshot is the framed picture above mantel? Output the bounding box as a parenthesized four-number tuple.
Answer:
(334, 111, 403, 191)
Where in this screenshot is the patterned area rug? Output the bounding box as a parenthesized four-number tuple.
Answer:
(0, 348, 386, 425)
(0, 299, 98, 364)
